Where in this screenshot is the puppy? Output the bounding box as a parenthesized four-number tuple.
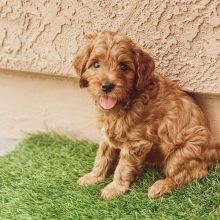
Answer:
(73, 31, 219, 199)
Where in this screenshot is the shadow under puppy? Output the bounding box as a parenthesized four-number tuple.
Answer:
(73, 31, 219, 199)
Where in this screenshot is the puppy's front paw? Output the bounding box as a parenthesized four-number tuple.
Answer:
(101, 182, 129, 200)
(77, 173, 104, 186)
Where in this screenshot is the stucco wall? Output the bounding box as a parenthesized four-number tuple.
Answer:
(0, 0, 219, 94)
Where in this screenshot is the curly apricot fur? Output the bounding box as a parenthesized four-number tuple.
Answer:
(74, 31, 219, 199)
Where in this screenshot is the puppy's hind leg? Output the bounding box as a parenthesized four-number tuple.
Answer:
(148, 160, 208, 199)
(148, 126, 214, 198)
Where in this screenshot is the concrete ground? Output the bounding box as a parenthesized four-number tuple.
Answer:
(0, 139, 19, 156)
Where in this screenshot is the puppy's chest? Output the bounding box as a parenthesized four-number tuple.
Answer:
(101, 123, 128, 148)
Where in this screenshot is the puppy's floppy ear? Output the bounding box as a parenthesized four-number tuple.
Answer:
(134, 47, 155, 91)
(73, 33, 97, 88)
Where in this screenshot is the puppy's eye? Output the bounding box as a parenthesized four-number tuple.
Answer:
(93, 61, 100, 68)
(119, 63, 129, 72)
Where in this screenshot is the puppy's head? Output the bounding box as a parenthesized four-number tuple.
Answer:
(73, 31, 155, 111)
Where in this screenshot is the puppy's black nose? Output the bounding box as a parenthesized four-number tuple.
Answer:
(101, 81, 115, 93)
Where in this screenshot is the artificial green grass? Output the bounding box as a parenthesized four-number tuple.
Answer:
(0, 133, 219, 220)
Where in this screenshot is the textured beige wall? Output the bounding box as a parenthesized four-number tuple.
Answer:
(0, 0, 219, 94)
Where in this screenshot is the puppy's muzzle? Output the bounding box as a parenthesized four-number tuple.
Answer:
(101, 81, 115, 93)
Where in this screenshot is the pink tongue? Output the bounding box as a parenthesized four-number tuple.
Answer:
(100, 95, 117, 110)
